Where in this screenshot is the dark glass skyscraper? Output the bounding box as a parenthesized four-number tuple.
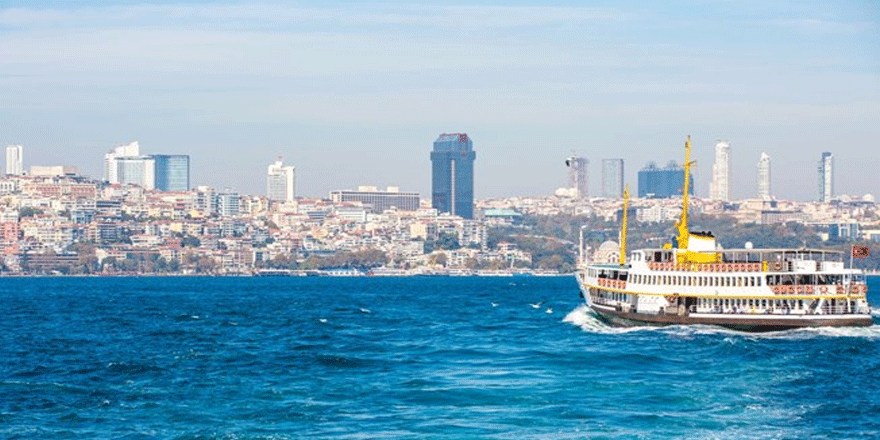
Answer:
(431, 133, 476, 219)
(637, 161, 694, 199)
(153, 154, 190, 192)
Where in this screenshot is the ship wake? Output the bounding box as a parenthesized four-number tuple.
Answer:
(564, 305, 880, 339)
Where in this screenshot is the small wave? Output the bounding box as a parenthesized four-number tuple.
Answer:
(106, 362, 166, 375)
(174, 314, 201, 322)
(563, 305, 880, 339)
(316, 354, 373, 368)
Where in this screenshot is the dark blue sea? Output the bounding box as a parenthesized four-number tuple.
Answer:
(2, 276, 880, 439)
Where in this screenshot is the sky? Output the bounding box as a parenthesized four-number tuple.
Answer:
(1, 0, 878, 201)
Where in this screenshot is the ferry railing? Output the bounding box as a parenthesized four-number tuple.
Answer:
(699, 304, 869, 316)
(647, 262, 763, 272)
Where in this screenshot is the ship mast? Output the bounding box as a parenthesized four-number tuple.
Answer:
(620, 184, 629, 267)
(677, 135, 693, 250)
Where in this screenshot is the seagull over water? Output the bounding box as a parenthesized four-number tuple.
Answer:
(491, 302, 499, 307)
(545, 307, 553, 314)
(530, 301, 544, 309)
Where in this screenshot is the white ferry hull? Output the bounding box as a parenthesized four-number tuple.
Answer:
(588, 302, 873, 332)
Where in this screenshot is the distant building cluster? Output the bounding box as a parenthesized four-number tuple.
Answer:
(104, 142, 190, 192)
(554, 140, 834, 206)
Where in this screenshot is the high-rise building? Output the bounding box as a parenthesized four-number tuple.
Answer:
(330, 186, 420, 213)
(601, 159, 624, 198)
(5, 145, 22, 175)
(818, 152, 834, 202)
(710, 140, 730, 201)
(757, 152, 771, 200)
(104, 141, 140, 182)
(565, 155, 588, 198)
(431, 133, 476, 219)
(637, 161, 694, 199)
(266, 157, 295, 202)
(105, 142, 191, 192)
(153, 155, 190, 192)
(114, 156, 156, 190)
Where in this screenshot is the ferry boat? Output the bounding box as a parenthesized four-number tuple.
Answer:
(575, 137, 873, 331)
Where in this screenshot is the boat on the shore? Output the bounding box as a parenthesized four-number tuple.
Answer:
(575, 136, 872, 331)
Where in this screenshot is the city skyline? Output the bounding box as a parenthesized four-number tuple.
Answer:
(1, 1, 878, 200)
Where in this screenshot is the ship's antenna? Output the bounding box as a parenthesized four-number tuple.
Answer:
(677, 136, 694, 250)
(620, 184, 630, 267)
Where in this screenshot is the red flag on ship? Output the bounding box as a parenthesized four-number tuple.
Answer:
(852, 245, 870, 259)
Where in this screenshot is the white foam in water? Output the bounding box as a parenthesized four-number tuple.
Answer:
(359, 308, 371, 314)
(563, 304, 880, 339)
(562, 305, 653, 335)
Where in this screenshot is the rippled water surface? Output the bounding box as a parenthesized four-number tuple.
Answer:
(2, 276, 879, 439)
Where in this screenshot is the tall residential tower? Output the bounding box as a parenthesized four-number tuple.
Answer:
(709, 140, 730, 201)
(757, 152, 771, 200)
(601, 159, 624, 198)
(5, 145, 22, 175)
(818, 152, 834, 202)
(267, 157, 296, 202)
(431, 133, 476, 219)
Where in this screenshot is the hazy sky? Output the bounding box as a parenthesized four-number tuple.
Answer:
(2, 1, 878, 200)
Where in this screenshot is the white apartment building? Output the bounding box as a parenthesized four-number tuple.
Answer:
(267, 157, 295, 202)
(709, 140, 730, 201)
(6, 145, 23, 175)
